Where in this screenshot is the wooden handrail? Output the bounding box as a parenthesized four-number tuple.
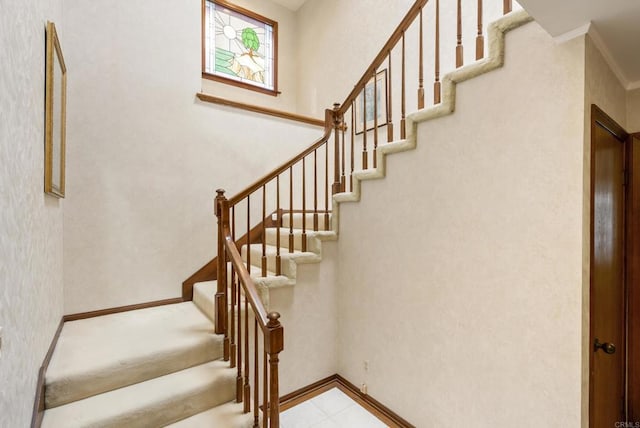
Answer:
(196, 93, 324, 127)
(338, 0, 428, 115)
(224, 232, 269, 328)
(228, 108, 335, 206)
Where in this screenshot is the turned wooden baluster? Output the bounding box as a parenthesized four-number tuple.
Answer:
(324, 141, 330, 230)
(504, 0, 512, 14)
(263, 349, 268, 428)
(401, 32, 406, 139)
(387, 52, 394, 142)
(236, 270, 243, 402)
(350, 103, 355, 191)
(313, 149, 319, 231)
(231, 207, 237, 369)
(418, 8, 425, 109)
(332, 103, 341, 194)
(243, 295, 250, 412)
(362, 86, 368, 170)
(456, 0, 463, 68)
(373, 69, 378, 169)
(476, 0, 484, 60)
(288, 166, 294, 253)
(230, 264, 236, 368)
(253, 319, 259, 428)
(234, 202, 241, 400)
(434, 0, 441, 104)
(302, 158, 307, 252)
(276, 175, 281, 276)
(261, 185, 267, 277)
(246, 196, 251, 275)
(215, 190, 228, 338)
(340, 115, 346, 192)
(266, 312, 284, 428)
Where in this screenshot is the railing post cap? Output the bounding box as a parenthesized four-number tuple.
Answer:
(267, 312, 281, 326)
(333, 102, 340, 110)
(216, 189, 226, 197)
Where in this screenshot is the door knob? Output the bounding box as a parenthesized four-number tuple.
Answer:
(594, 338, 616, 354)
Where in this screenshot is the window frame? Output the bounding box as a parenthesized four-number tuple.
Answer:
(201, 0, 279, 96)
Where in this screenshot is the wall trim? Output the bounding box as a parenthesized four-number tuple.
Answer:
(556, 22, 640, 91)
(587, 25, 634, 90)
(628, 81, 640, 91)
(62, 297, 184, 322)
(279, 374, 415, 427)
(30, 317, 65, 428)
(553, 22, 591, 44)
(196, 93, 325, 127)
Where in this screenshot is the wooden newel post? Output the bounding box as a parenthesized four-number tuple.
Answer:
(215, 190, 229, 351)
(331, 103, 342, 195)
(266, 312, 284, 428)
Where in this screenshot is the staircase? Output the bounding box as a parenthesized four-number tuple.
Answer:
(41, 303, 252, 427)
(39, 4, 533, 427)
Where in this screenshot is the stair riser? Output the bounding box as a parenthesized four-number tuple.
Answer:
(242, 246, 294, 277)
(281, 213, 332, 231)
(264, 228, 321, 253)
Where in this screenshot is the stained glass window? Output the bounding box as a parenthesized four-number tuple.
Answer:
(203, 0, 277, 94)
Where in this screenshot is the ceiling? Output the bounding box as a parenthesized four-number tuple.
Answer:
(518, 0, 640, 88)
(270, 0, 307, 11)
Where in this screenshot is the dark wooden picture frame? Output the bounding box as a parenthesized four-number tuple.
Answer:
(44, 21, 67, 198)
(355, 69, 388, 134)
(201, 0, 279, 96)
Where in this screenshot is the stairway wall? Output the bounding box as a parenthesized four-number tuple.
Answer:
(0, 0, 65, 426)
(61, 0, 322, 313)
(270, 240, 340, 395)
(336, 22, 586, 426)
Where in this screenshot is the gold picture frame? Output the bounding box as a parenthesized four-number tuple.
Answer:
(45, 21, 67, 198)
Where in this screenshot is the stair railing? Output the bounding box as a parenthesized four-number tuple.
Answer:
(211, 0, 515, 425)
(213, 107, 335, 427)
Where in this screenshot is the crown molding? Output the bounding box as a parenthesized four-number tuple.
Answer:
(554, 21, 640, 91)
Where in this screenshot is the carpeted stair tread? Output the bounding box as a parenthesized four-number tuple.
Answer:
(165, 400, 254, 427)
(45, 302, 222, 408)
(41, 360, 235, 428)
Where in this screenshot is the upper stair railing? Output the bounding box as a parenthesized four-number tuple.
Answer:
(211, 0, 515, 426)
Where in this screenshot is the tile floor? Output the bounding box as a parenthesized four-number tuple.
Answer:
(279, 387, 389, 428)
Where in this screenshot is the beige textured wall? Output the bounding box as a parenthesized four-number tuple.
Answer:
(0, 0, 65, 425)
(62, 0, 322, 313)
(336, 22, 586, 426)
(627, 88, 640, 133)
(271, 241, 340, 395)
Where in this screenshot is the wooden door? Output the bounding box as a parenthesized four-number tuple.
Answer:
(590, 106, 627, 426)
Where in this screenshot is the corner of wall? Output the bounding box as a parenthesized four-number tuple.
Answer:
(0, 1, 65, 426)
